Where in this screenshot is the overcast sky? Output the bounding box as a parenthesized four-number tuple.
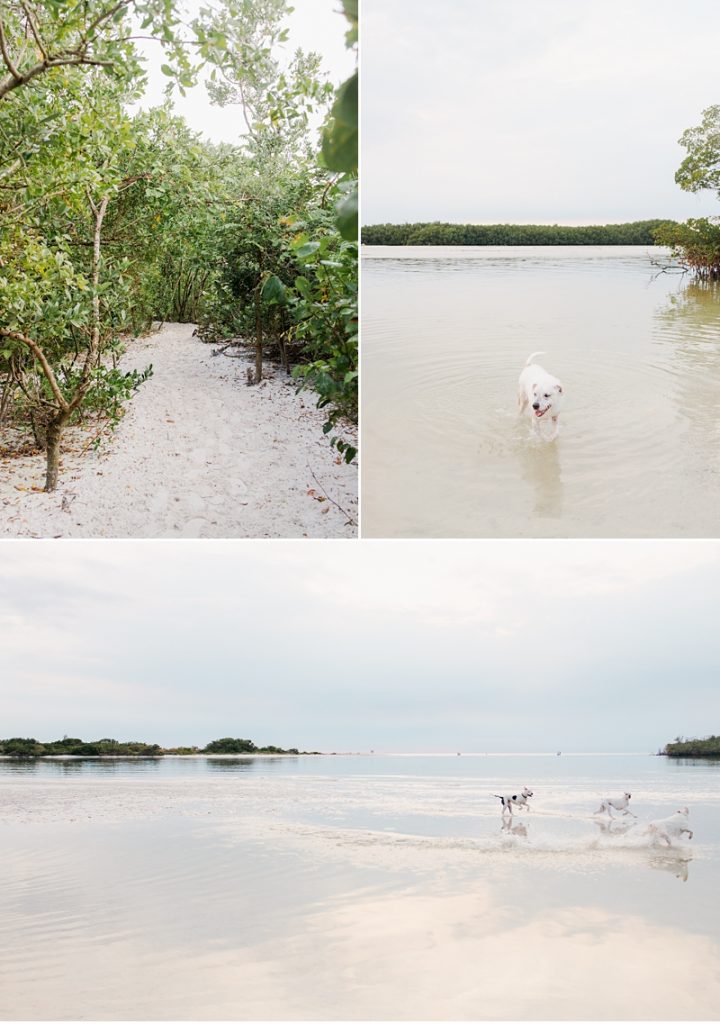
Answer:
(1, 541, 718, 754)
(130, 0, 354, 144)
(362, 0, 720, 225)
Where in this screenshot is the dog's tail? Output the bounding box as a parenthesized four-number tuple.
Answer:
(525, 351, 546, 367)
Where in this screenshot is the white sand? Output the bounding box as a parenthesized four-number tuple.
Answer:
(0, 323, 357, 538)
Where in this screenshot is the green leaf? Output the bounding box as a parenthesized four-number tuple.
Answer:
(335, 187, 358, 241)
(294, 241, 321, 258)
(261, 274, 286, 304)
(322, 72, 358, 172)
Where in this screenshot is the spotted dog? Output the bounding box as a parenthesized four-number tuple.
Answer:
(494, 787, 534, 816)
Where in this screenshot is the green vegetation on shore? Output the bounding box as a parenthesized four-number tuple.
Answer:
(655, 104, 720, 279)
(0, 736, 312, 758)
(664, 735, 720, 758)
(361, 220, 673, 247)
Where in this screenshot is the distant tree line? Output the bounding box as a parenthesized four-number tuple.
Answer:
(664, 735, 720, 758)
(0, 736, 308, 758)
(361, 220, 674, 247)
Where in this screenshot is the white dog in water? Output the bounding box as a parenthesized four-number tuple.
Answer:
(518, 352, 564, 440)
(494, 787, 533, 816)
(594, 792, 636, 818)
(647, 807, 693, 846)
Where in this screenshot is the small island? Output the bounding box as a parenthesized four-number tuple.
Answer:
(663, 735, 720, 758)
(0, 736, 319, 758)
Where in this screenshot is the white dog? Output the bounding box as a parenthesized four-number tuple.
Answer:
(494, 787, 533, 816)
(594, 792, 636, 818)
(518, 352, 564, 439)
(647, 807, 693, 846)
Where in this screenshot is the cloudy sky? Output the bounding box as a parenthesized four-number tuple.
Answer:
(1, 541, 718, 753)
(131, 0, 354, 144)
(362, 0, 720, 225)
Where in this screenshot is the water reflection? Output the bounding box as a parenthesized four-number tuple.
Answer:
(205, 757, 291, 772)
(648, 850, 692, 883)
(593, 818, 635, 837)
(653, 277, 720, 491)
(0, 755, 298, 777)
(500, 818, 528, 837)
(0, 817, 713, 1019)
(0, 756, 164, 775)
(516, 438, 564, 520)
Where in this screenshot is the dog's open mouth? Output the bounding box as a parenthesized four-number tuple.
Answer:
(534, 407, 548, 418)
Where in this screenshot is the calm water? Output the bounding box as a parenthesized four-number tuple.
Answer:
(361, 246, 720, 537)
(1, 753, 719, 1020)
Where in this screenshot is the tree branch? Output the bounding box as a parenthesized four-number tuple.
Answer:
(85, 0, 133, 40)
(20, 1, 49, 60)
(0, 17, 22, 81)
(0, 55, 114, 100)
(0, 156, 23, 181)
(0, 328, 69, 412)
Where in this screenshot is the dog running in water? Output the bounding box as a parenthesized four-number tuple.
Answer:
(494, 787, 533, 816)
(594, 792, 636, 818)
(518, 352, 564, 440)
(646, 807, 693, 846)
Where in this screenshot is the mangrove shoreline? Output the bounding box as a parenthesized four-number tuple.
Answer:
(362, 219, 674, 246)
(0, 736, 320, 758)
(663, 735, 720, 758)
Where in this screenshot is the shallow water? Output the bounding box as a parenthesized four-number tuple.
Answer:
(1, 753, 719, 1019)
(361, 246, 720, 537)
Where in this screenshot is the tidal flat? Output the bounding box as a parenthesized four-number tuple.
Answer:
(1, 753, 719, 1019)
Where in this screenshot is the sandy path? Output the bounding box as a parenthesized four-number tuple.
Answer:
(0, 324, 357, 538)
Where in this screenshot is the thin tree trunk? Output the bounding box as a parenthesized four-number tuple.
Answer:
(254, 285, 263, 383)
(43, 194, 106, 490)
(44, 413, 67, 492)
(0, 375, 12, 422)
